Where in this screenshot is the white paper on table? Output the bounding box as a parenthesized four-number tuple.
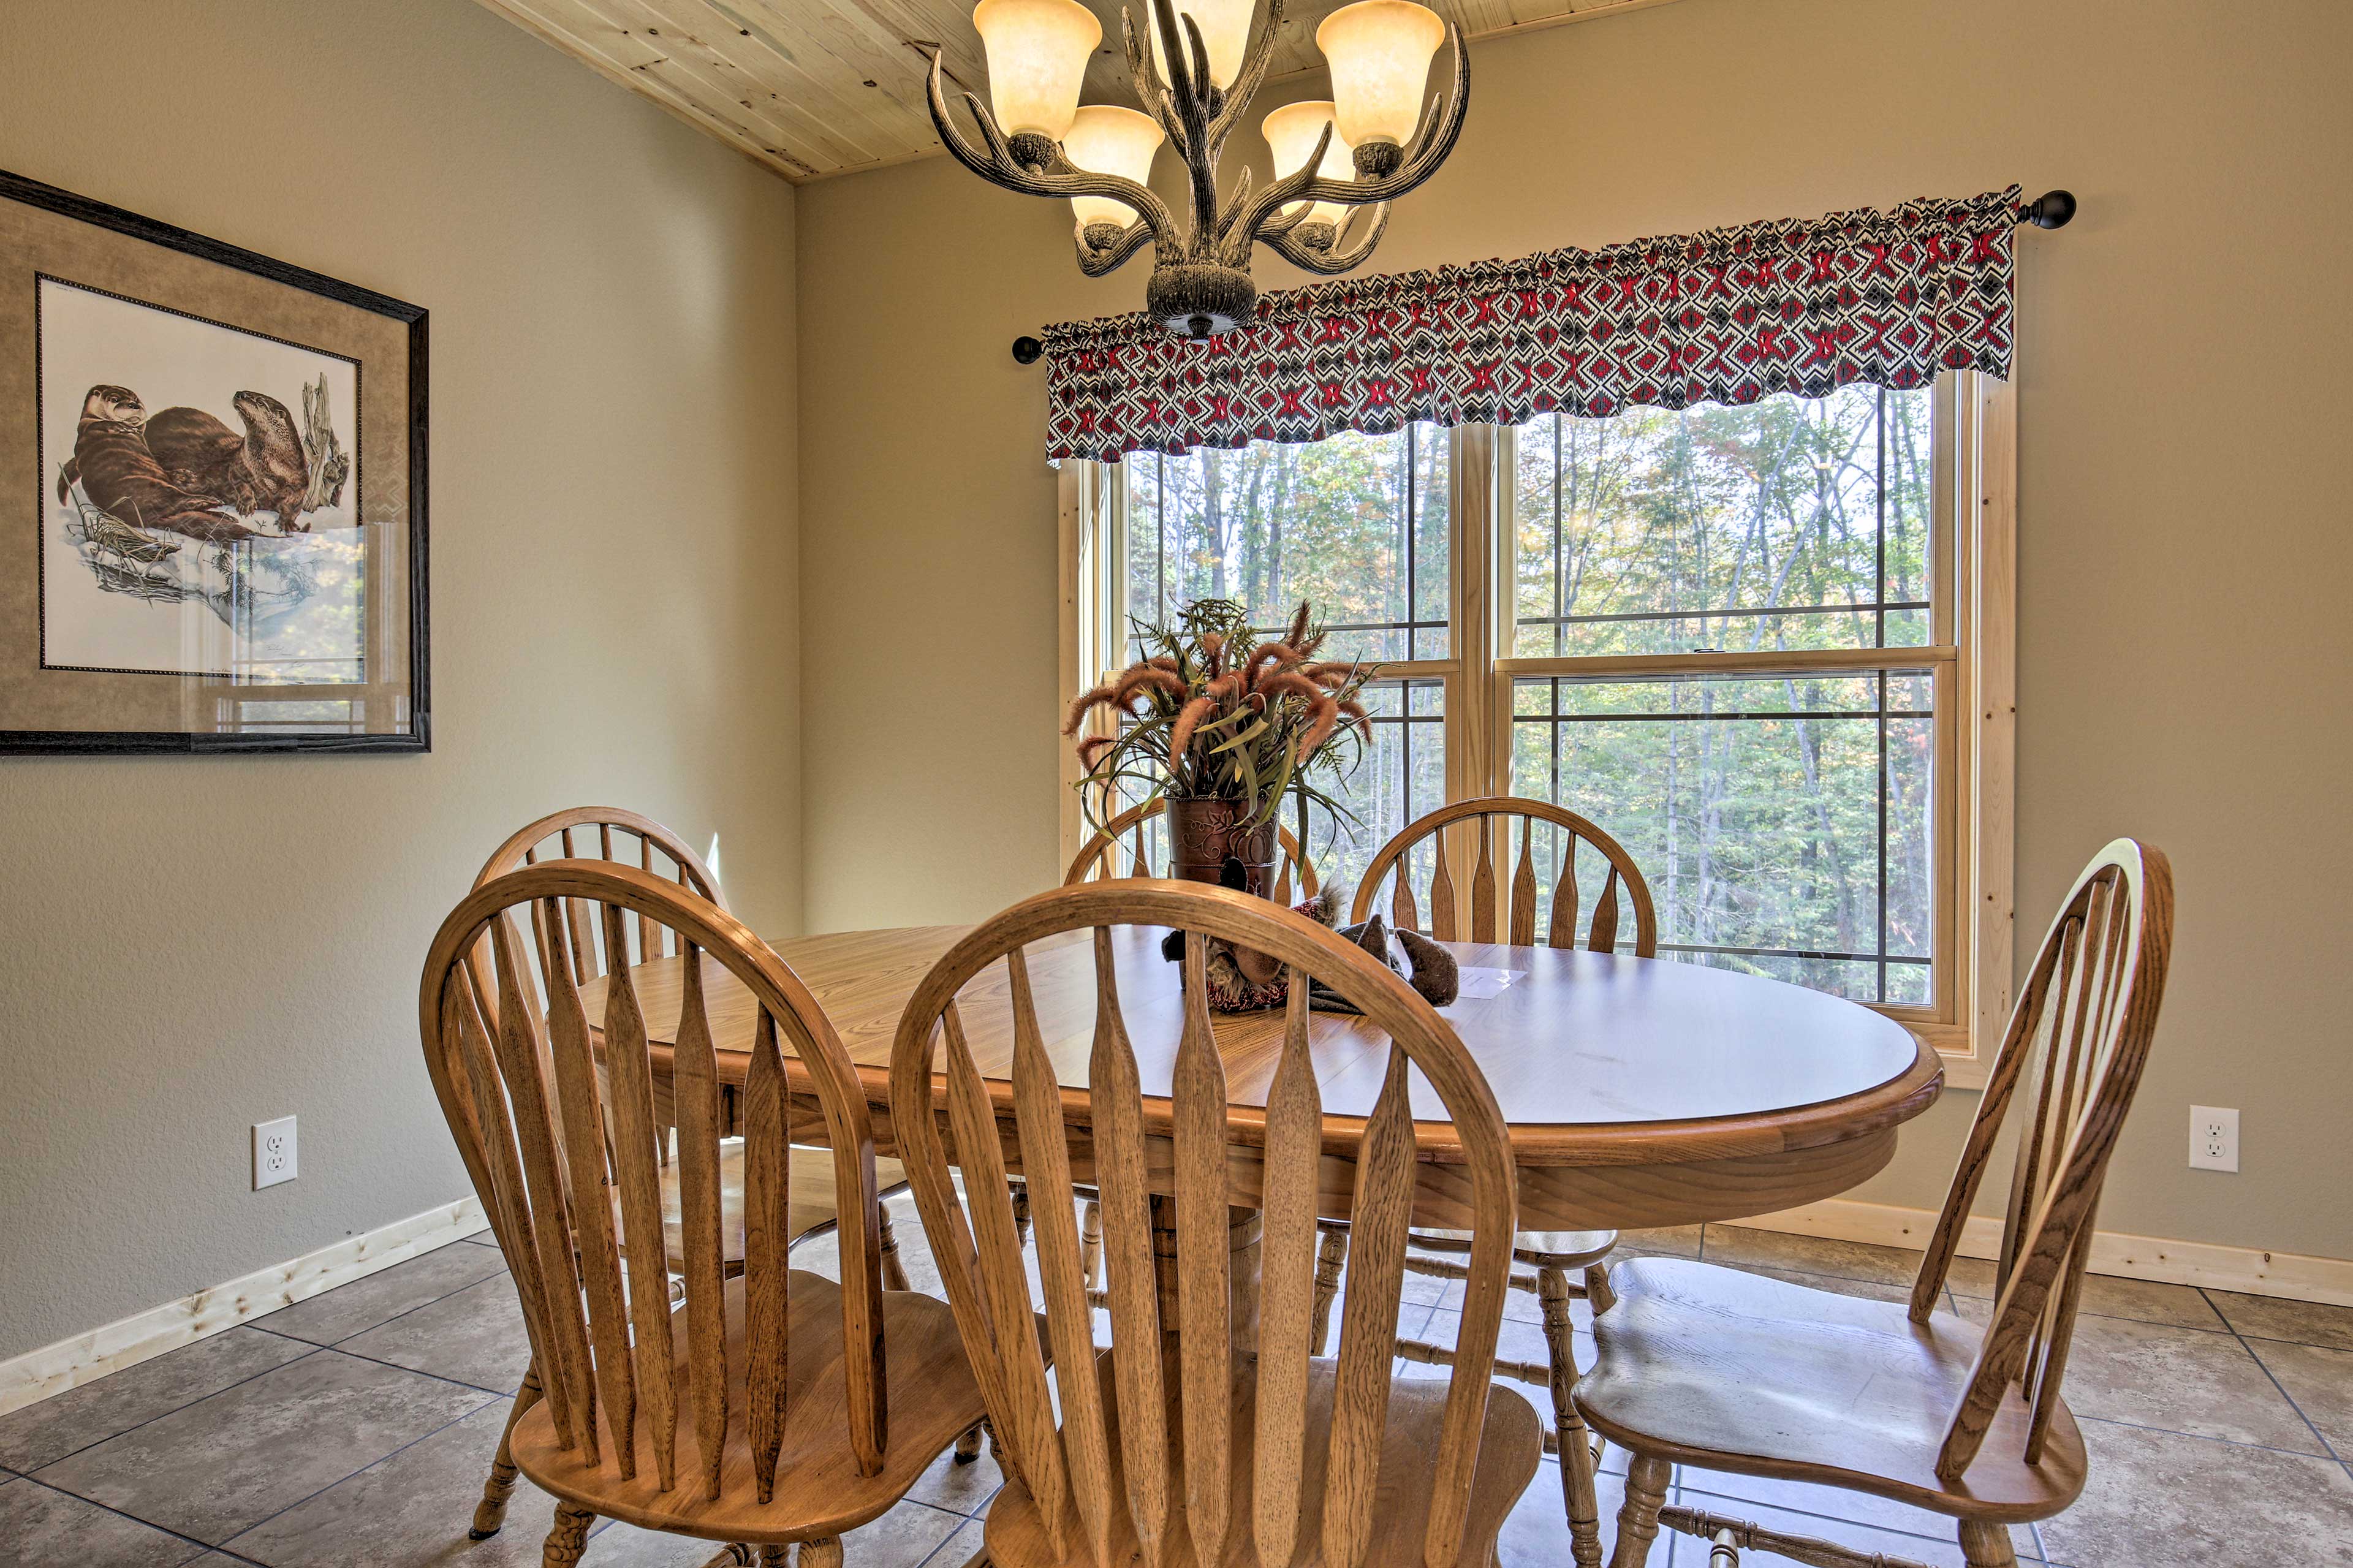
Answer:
(1452, 966, 1520, 999)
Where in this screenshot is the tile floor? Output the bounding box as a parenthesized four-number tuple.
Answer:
(5, 1210, 2349, 1568)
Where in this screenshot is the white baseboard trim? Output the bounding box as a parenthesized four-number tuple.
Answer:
(0, 1195, 487, 1420)
(1734, 1197, 2353, 1308)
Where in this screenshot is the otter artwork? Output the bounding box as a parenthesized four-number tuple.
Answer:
(56, 384, 322, 540)
(39, 274, 363, 680)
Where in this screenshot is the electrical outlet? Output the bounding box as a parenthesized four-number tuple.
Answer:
(2189, 1105, 2238, 1173)
(254, 1116, 298, 1189)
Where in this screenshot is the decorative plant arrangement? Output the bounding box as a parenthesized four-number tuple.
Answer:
(1064, 598, 1374, 892)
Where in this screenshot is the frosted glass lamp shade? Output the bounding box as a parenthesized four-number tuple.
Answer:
(1145, 0, 1257, 91)
(1063, 105, 1165, 232)
(1316, 0, 1444, 148)
(974, 0, 1102, 140)
(1261, 100, 1354, 227)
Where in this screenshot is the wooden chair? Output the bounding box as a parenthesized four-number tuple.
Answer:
(1333, 797, 1658, 1568)
(1055, 797, 1327, 1314)
(421, 861, 988, 1567)
(1063, 795, 1322, 903)
(1578, 838, 2174, 1568)
(890, 879, 1543, 1568)
(464, 808, 917, 1542)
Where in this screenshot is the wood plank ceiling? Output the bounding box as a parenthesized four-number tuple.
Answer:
(477, 0, 1685, 182)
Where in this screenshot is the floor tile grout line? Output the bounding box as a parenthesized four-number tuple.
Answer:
(13, 1343, 328, 1478)
(2072, 1411, 2337, 1461)
(211, 1395, 502, 1554)
(7, 1469, 241, 1563)
(2196, 1285, 2348, 1465)
(301, 1341, 528, 1400)
(244, 1256, 513, 1353)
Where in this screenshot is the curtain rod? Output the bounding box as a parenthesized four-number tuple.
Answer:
(1011, 189, 2075, 365)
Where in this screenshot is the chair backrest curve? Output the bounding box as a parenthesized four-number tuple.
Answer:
(419, 860, 889, 1500)
(890, 879, 1520, 1568)
(1351, 795, 1658, 955)
(1906, 838, 2174, 1483)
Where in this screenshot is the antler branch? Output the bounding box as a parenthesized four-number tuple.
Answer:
(1262, 203, 1392, 273)
(926, 51, 1181, 260)
(1221, 25, 1468, 265)
(1078, 220, 1158, 275)
(1203, 0, 1287, 154)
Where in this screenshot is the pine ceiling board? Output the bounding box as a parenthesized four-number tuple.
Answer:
(479, 0, 813, 178)
(855, 0, 994, 93)
(592, 0, 897, 166)
(480, 0, 1688, 180)
(636, 0, 935, 158)
(724, 0, 938, 132)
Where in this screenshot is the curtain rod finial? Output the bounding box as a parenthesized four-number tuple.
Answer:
(1013, 335, 1045, 365)
(2023, 189, 2077, 229)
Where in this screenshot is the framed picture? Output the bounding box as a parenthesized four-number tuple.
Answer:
(1, 169, 426, 754)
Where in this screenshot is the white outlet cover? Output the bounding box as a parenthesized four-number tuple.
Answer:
(254, 1115, 298, 1190)
(2189, 1105, 2238, 1173)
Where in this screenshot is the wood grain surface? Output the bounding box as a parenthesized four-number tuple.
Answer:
(585, 908, 1940, 1232)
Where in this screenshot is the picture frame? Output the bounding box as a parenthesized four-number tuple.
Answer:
(0, 168, 428, 754)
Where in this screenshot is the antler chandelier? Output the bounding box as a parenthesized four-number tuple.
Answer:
(930, 0, 1468, 339)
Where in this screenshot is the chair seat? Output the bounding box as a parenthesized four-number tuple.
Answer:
(1405, 1227, 1617, 1268)
(1575, 1258, 2086, 1524)
(512, 1268, 985, 1544)
(984, 1346, 1542, 1568)
(657, 1142, 908, 1270)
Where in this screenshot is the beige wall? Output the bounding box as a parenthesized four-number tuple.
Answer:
(0, 0, 801, 1360)
(800, 0, 2353, 1260)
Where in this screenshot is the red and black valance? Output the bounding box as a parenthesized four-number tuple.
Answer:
(1044, 186, 2023, 463)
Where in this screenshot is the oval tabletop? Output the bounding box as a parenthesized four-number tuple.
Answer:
(591, 924, 1942, 1231)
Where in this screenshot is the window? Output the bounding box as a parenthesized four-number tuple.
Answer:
(1063, 374, 2014, 1072)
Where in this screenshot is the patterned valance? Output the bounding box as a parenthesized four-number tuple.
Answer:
(1044, 186, 2023, 463)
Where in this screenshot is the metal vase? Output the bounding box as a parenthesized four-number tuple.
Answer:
(1165, 797, 1279, 898)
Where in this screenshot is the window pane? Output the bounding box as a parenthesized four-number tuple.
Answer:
(1510, 386, 1934, 659)
(1123, 426, 1449, 664)
(1509, 670, 1934, 1005)
(1300, 678, 1445, 900)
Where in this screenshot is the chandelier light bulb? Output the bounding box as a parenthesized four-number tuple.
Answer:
(1261, 100, 1355, 229)
(1063, 105, 1165, 237)
(973, 0, 1102, 140)
(1145, 0, 1257, 90)
(1316, 0, 1446, 153)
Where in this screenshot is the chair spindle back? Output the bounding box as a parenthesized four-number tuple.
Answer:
(1904, 838, 2173, 1483)
(419, 862, 889, 1502)
(476, 806, 725, 982)
(1352, 797, 1657, 954)
(891, 881, 1519, 1568)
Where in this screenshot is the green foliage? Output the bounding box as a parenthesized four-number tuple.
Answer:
(1067, 597, 1377, 839)
(1120, 385, 1939, 1004)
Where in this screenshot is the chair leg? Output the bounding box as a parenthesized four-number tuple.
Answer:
(1310, 1225, 1349, 1354)
(1585, 1260, 1616, 1316)
(1079, 1199, 1104, 1291)
(1958, 1521, 2018, 1567)
(542, 1501, 595, 1566)
(799, 1536, 844, 1568)
(1610, 1456, 1672, 1568)
(1538, 1267, 1605, 1568)
(699, 1548, 754, 1567)
(1009, 1183, 1033, 1248)
(471, 1360, 544, 1538)
(877, 1201, 912, 1293)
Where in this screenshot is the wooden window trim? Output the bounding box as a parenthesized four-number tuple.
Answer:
(1057, 374, 2017, 1084)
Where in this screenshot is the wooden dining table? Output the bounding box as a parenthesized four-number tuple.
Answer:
(586, 923, 1942, 1255)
